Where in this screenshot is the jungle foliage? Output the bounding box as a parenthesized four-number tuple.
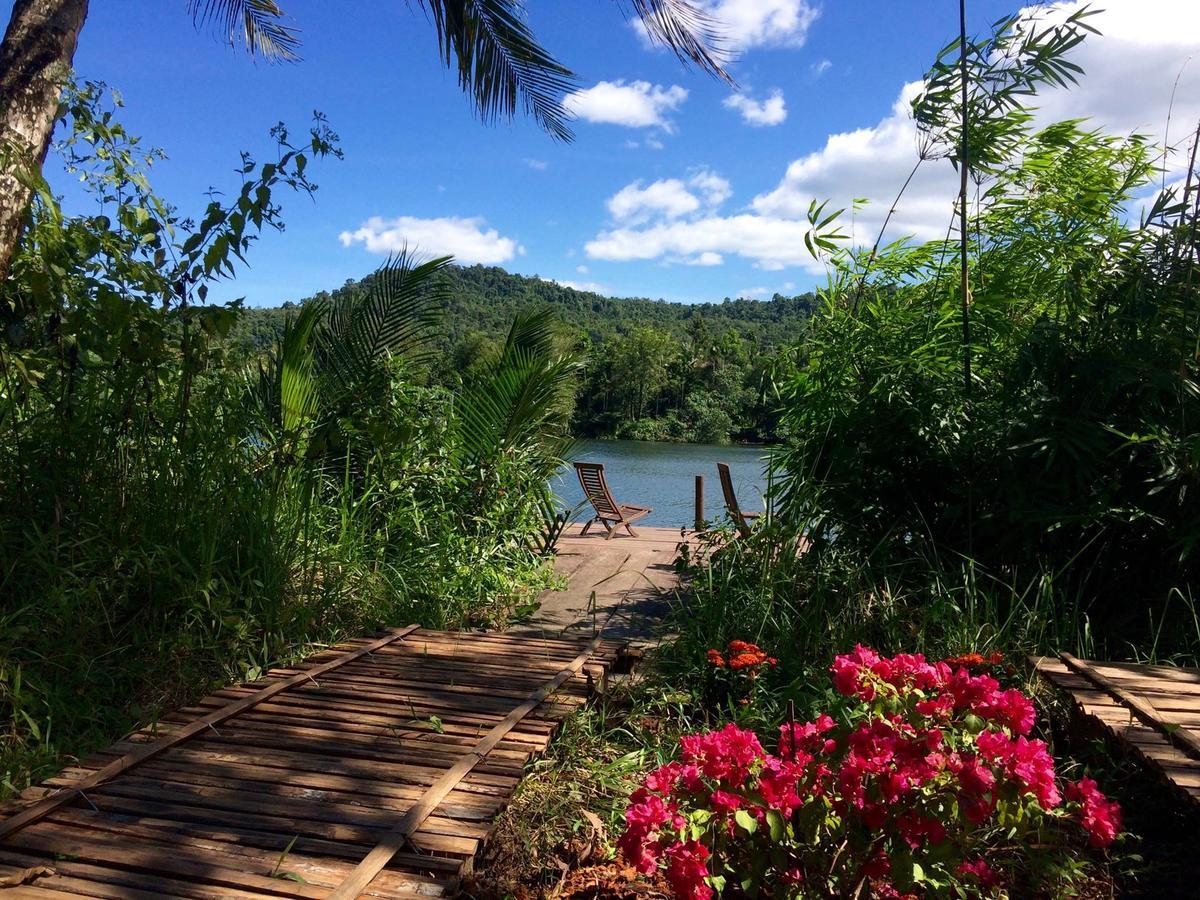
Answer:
(0, 84, 577, 796)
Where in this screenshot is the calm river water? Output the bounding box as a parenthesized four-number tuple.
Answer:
(554, 439, 772, 529)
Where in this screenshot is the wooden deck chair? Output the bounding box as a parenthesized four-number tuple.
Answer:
(718, 462, 762, 539)
(574, 462, 651, 540)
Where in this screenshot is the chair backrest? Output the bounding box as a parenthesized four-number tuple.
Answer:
(575, 462, 621, 519)
(717, 462, 752, 538)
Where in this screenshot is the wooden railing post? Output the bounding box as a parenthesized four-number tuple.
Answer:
(694, 474, 704, 532)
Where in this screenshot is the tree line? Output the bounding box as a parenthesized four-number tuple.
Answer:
(233, 265, 817, 444)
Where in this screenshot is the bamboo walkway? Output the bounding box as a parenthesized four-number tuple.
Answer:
(0, 628, 620, 898)
(1035, 654, 1200, 805)
(512, 524, 691, 643)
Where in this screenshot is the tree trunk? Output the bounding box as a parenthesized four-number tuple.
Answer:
(0, 0, 89, 282)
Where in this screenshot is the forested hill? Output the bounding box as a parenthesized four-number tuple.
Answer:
(232, 263, 815, 353)
(232, 264, 817, 443)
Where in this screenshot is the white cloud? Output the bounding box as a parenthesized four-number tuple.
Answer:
(703, 0, 819, 51)
(593, 1, 1200, 274)
(1022, 0, 1200, 148)
(548, 278, 609, 294)
(563, 80, 688, 130)
(737, 286, 770, 298)
(608, 179, 700, 222)
(688, 252, 724, 266)
(688, 170, 733, 206)
(587, 214, 824, 273)
(724, 89, 788, 127)
(524, 158, 548, 170)
(606, 169, 731, 225)
(576, 264, 589, 274)
(339, 215, 521, 265)
(811, 59, 832, 77)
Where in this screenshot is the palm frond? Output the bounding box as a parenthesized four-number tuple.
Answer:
(321, 251, 449, 390)
(454, 308, 579, 471)
(417, 0, 576, 142)
(188, 0, 301, 62)
(278, 300, 322, 432)
(621, 0, 731, 82)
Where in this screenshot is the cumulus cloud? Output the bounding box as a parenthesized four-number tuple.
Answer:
(606, 169, 732, 225)
(704, 0, 819, 51)
(339, 216, 521, 265)
(587, 214, 822, 272)
(591, 1, 1200, 275)
(724, 89, 788, 126)
(563, 80, 688, 130)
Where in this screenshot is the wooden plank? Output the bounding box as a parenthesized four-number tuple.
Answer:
(328, 636, 604, 900)
(1058, 652, 1200, 761)
(0, 625, 422, 843)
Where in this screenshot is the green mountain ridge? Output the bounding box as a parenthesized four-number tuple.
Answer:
(231, 263, 817, 444)
(233, 263, 816, 354)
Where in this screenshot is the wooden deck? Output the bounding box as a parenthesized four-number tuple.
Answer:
(512, 524, 691, 643)
(1035, 654, 1200, 805)
(0, 628, 620, 898)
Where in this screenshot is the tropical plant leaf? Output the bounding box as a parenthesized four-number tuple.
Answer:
(278, 300, 322, 432)
(620, 0, 731, 82)
(187, 0, 301, 61)
(417, 0, 577, 141)
(321, 250, 449, 391)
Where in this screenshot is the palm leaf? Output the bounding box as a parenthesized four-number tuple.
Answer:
(278, 300, 322, 432)
(621, 0, 731, 82)
(417, 0, 576, 142)
(455, 309, 579, 469)
(321, 251, 449, 390)
(187, 0, 301, 61)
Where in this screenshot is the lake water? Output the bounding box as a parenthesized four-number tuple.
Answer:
(554, 439, 772, 529)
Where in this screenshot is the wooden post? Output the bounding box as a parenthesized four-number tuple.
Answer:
(694, 474, 704, 532)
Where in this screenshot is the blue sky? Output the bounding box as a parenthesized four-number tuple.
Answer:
(27, 0, 1200, 305)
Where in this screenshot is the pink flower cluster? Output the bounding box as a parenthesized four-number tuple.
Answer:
(618, 646, 1121, 898)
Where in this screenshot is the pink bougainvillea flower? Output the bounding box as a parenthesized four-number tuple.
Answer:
(957, 858, 1002, 888)
(1066, 777, 1122, 848)
(663, 840, 713, 900)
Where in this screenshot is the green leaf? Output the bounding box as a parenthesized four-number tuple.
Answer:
(734, 808, 757, 834)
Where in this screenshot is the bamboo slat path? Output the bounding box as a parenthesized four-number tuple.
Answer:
(0, 628, 621, 898)
(1035, 654, 1200, 805)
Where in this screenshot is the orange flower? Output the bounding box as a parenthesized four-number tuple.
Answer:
(729, 651, 771, 670)
(706, 649, 726, 667)
(728, 639, 757, 653)
(945, 651, 1004, 669)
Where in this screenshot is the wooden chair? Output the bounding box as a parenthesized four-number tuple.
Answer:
(718, 462, 761, 539)
(574, 462, 651, 540)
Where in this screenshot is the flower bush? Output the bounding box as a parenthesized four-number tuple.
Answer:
(618, 646, 1120, 898)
